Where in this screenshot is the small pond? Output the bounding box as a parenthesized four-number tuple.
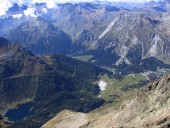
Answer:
(4, 102, 34, 122)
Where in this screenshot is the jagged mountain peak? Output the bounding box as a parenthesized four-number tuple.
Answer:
(18, 17, 57, 31)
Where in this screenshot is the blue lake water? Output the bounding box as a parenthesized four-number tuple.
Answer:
(4, 102, 34, 122)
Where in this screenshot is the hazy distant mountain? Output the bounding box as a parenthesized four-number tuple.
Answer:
(0, 16, 26, 36)
(4, 18, 72, 54)
(144, 0, 170, 12)
(2, 2, 170, 67)
(41, 3, 170, 66)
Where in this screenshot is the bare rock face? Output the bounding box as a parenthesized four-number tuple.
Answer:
(41, 110, 89, 128)
(89, 13, 170, 66)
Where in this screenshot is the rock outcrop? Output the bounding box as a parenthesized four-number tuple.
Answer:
(41, 110, 89, 128)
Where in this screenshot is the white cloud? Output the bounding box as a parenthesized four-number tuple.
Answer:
(0, 1, 12, 16)
(41, 8, 48, 13)
(46, 0, 57, 8)
(24, 7, 37, 17)
(12, 13, 23, 19)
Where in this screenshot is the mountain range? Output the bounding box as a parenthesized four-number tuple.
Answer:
(1, 0, 170, 68)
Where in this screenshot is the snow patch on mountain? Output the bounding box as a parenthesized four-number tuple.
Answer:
(98, 80, 107, 91)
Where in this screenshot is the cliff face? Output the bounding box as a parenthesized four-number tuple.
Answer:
(42, 75, 170, 128)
